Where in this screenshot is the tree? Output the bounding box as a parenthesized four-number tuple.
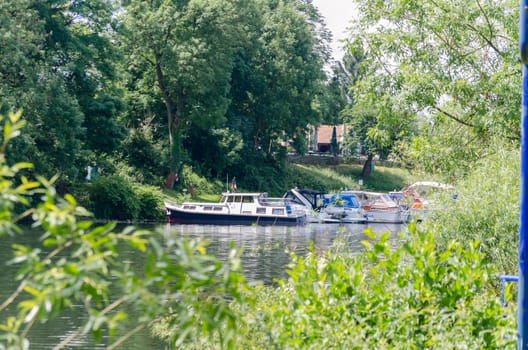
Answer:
(334, 44, 414, 178)
(330, 125, 338, 156)
(0, 0, 125, 181)
(346, 0, 519, 177)
(120, 0, 245, 187)
(227, 0, 328, 161)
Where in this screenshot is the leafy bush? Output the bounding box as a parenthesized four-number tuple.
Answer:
(240, 227, 515, 348)
(89, 175, 140, 220)
(425, 147, 519, 275)
(175, 165, 225, 197)
(1, 112, 247, 349)
(121, 124, 167, 184)
(236, 162, 284, 195)
(155, 225, 515, 349)
(133, 184, 165, 221)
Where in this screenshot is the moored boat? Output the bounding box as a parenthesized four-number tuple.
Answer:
(282, 188, 328, 223)
(392, 181, 456, 222)
(321, 193, 367, 223)
(343, 190, 408, 224)
(165, 191, 306, 226)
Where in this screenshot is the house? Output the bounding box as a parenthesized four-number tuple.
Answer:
(307, 125, 351, 154)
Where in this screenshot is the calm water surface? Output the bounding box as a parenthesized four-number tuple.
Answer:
(0, 222, 403, 349)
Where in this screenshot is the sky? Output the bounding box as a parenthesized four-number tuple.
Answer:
(311, 0, 357, 60)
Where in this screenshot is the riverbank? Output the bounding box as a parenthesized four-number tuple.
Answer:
(162, 162, 416, 205)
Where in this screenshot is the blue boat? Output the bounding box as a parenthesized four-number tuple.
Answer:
(165, 191, 306, 226)
(321, 193, 367, 223)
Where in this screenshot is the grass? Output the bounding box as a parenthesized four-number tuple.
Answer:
(163, 162, 418, 205)
(287, 163, 415, 193)
(163, 188, 222, 204)
(332, 164, 414, 192)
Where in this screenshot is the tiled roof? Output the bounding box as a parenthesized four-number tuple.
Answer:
(317, 125, 350, 144)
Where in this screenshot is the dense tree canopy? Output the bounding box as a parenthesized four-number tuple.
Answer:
(0, 0, 522, 187)
(0, 0, 334, 189)
(345, 0, 519, 178)
(0, 0, 124, 181)
(119, 0, 330, 187)
(120, 0, 245, 177)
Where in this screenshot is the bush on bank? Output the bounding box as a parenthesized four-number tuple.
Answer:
(87, 175, 165, 221)
(133, 184, 165, 221)
(154, 225, 516, 349)
(424, 147, 519, 275)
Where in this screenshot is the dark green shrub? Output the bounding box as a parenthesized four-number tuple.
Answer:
(89, 175, 140, 220)
(121, 127, 167, 184)
(133, 184, 165, 221)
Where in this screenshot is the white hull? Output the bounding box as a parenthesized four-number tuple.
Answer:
(364, 209, 407, 224)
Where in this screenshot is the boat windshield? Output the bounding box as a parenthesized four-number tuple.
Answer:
(324, 194, 361, 208)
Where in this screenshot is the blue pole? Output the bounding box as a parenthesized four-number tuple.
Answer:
(520, 2, 528, 347)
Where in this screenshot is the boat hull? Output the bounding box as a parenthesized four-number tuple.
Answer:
(364, 210, 406, 224)
(166, 207, 305, 226)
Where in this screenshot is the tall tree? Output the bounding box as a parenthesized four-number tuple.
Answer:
(120, 0, 244, 187)
(227, 0, 328, 160)
(334, 45, 413, 178)
(0, 0, 124, 180)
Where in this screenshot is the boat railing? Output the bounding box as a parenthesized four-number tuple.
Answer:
(500, 274, 519, 308)
(259, 197, 290, 206)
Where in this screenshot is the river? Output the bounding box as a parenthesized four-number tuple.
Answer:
(0, 222, 403, 349)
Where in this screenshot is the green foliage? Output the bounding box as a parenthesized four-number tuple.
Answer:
(202, 226, 515, 349)
(185, 126, 244, 178)
(233, 160, 284, 196)
(347, 0, 519, 177)
(0, 0, 123, 180)
(424, 147, 519, 275)
(178, 165, 224, 196)
(404, 119, 491, 179)
(120, 0, 244, 171)
(89, 175, 140, 221)
(133, 184, 165, 221)
(284, 163, 410, 193)
(0, 112, 247, 349)
(121, 121, 167, 185)
(225, 0, 326, 163)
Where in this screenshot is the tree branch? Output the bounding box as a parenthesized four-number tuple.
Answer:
(432, 106, 476, 128)
(0, 240, 74, 312)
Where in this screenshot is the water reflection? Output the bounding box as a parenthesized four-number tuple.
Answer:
(0, 222, 402, 349)
(163, 222, 403, 284)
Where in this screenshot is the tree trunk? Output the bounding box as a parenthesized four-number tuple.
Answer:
(155, 55, 184, 188)
(361, 154, 374, 178)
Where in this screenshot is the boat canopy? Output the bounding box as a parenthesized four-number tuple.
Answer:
(323, 193, 361, 208)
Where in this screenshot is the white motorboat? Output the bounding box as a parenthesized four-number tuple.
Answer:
(165, 191, 306, 226)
